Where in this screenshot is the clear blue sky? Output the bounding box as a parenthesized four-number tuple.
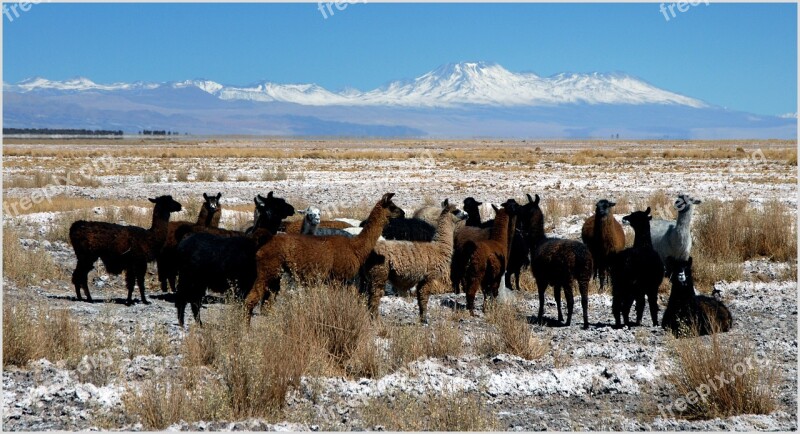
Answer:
(3, 2, 796, 116)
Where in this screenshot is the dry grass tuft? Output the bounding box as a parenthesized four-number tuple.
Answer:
(387, 319, 463, 370)
(482, 302, 549, 360)
(666, 326, 776, 419)
(4, 228, 65, 287)
(361, 390, 500, 431)
(3, 300, 85, 367)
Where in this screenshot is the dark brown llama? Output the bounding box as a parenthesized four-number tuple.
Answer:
(69, 196, 183, 305)
(157, 192, 222, 292)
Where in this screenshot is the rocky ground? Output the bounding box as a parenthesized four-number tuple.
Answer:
(3, 140, 797, 431)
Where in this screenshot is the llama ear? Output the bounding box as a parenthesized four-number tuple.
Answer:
(216, 192, 222, 200)
(693, 198, 702, 205)
(267, 191, 274, 199)
(492, 204, 500, 213)
(203, 193, 210, 201)
(442, 198, 449, 207)
(255, 195, 265, 206)
(381, 193, 395, 204)
(687, 256, 693, 266)
(298, 210, 307, 215)
(534, 194, 540, 205)
(527, 194, 534, 204)
(645, 206, 651, 215)
(148, 197, 157, 203)
(608, 201, 616, 207)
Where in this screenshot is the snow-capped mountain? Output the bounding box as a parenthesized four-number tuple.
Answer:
(3, 62, 794, 138)
(5, 62, 705, 108)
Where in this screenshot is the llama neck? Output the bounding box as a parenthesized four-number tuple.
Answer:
(149, 207, 173, 241)
(432, 213, 455, 249)
(490, 211, 510, 247)
(354, 205, 388, 256)
(301, 218, 317, 235)
(675, 207, 694, 230)
(196, 206, 219, 227)
(593, 212, 608, 237)
(633, 225, 653, 248)
(527, 213, 547, 247)
(466, 211, 482, 227)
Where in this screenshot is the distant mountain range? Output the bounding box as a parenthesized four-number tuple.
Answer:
(4, 62, 795, 138)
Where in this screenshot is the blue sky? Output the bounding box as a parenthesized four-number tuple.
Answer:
(3, 2, 796, 116)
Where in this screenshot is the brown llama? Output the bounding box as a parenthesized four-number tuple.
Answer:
(157, 192, 222, 292)
(244, 193, 402, 322)
(361, 199, 468, 323)
(581, 199, 625, 292)
(69, 196, 183, 305)
(460, 202, 518, 315)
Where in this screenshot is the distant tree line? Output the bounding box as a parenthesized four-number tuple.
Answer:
(4, 128, 124, 136)
(139, 130, 181, 136)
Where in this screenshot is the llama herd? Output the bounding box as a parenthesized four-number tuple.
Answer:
(67, 190, 732, 337)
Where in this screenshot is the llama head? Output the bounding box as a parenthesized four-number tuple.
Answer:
(253, 191, 296, 230)
(463, 197, 482, 211)
(149, 195, 183, 215)
(518, 193, 543, 232)
(379, 193, 405, 219)
(299, 206, 322, 226)
(595, 199, 616, 217)
(666, 256, 694, 294)
(202, 192, 222, 213)
(441, 198, 468, 221)
(621, 207, 652, 231)
(501, 198, 520, 216)
(674, 194, 701, 213)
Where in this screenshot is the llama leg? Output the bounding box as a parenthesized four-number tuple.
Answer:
(634, 293, 646, 325)
(450, 255, 462, 294)
(190, 294, 203, 327)
(553, 285, 564, 323)
(612, 294, 623, 328)
(124, 270, 136, 306)
(536, 279, 547, 325)
(579, 279, 590, 330)
(136, 266, 150, 305)
(157, 258, 168, 292)
(563, 281, 574, 326)
(366, 267, 387, 318)
(416, 279, 430, 324)
(598, 262, 606, 292)
(466, 279, 480, 316)
(175, 282, 188, 328)
(167, 274, 177, 293)
(72, 257, 95, 302)
(648, 290, 659, 326)
(621, 294, 635, 326)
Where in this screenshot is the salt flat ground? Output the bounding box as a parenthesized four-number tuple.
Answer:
(2, 138, 797, 431)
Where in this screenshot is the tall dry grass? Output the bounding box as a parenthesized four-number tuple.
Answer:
(481, 302, 549, 360)
(692, 199, 796, 285)
(666, 327, 776, 419)
(3, 228, 64, 287)
(3, 300, 85, 368)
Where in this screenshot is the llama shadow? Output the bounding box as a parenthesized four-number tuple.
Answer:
(46, 294, 150, 305)
(527, 315, 570, 328)
(439, 297, 468, 311)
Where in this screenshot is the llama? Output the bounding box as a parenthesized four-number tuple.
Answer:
(174, 226, 272, 327)
(295, 206, 354, 237)
(244, 193, 402, 322)
(411, 203, 442, 227)
(361, 199, 467, 323)
(520, 194, 593, 329)
(661, 256, 732, 337)
(69, 196, 183, 305)
(156, 192, 222, 293)
(462, 197, 493, 228)
(650, 194, 701, 264)
(609, 208, 664, 328)
(460, 203, 518, 315)
(581, 199, 626, 291)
